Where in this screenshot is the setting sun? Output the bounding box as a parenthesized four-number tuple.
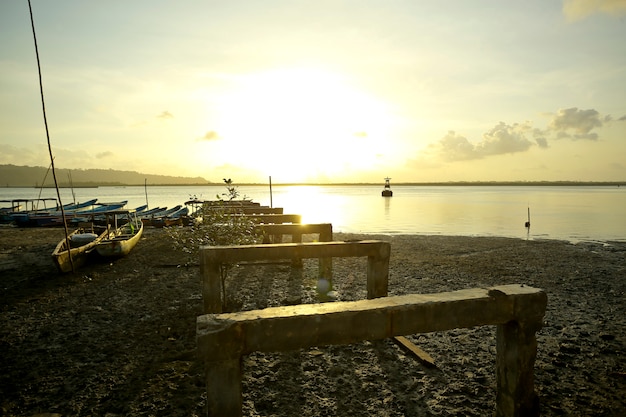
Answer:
(210, 68, 395, 182)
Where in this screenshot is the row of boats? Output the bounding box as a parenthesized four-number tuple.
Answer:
(1, 198, 197, 274)
(5, 197, 268, 274)
(0, 198, 189, 228)
(52, 209, 145, 273)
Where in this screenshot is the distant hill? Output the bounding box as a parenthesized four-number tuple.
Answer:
(0, 164, 211, 187)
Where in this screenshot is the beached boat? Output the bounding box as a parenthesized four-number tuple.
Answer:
(133, 204, 149, 213)
(29, 201, 128, 227)
(140, 205, 182, 227)
(56, 198, 98, 213)
(151, 206, 189, 228)
(8, 198, 59, 226)
(1, 200, 23, 223)
(381, 177, 393, 197)
(94, 209, 143, 258)
(51, 223, 109, 273)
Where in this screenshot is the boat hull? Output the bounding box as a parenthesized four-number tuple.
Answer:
(95, 221, 143, 258)
(51, 228, 108, 273)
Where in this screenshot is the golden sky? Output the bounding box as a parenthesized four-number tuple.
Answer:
(1, 0, 625, 183)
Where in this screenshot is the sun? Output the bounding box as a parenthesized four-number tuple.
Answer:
(212, 67, 394, 182)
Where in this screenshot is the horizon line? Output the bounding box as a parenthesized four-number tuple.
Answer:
(7, 180, 626, 188)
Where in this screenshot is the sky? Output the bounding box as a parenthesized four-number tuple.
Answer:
(1, 0, 625, 184)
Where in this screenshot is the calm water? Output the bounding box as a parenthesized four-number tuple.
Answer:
(2, 185, 625, 243)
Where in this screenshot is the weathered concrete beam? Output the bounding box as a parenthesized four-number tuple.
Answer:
(197, 284, 547, 417)
(256, 222, 333, 268)
(199, 240, 390, 313)
(255, 222, 333, 243)
(197, 284, 544, 359)
(232, 213, 302, 224)
(200, 240, 388, 263)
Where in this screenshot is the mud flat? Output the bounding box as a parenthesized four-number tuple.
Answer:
(1, 226, 624, 416)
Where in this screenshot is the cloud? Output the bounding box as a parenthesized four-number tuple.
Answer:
(547, 107, 603, 140)
(426, 107, 613, 163)
(535, 136, 549, 149)
(435, 132, 477, 161)
(157, 111, 174, 119)
(433, 122, 534, 161)
(96, 151, 114, 159)
(201, 131, 220, 141)
(619, 115, 626, 121)
(353, 131, 368, 138)
(563, 0, 626, 21)
(0, 144, 47, 166)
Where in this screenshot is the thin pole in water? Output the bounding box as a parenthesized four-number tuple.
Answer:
(525, 206, 531, 229)
(144, 178, 149, 209)
(269, 176, 273, 208)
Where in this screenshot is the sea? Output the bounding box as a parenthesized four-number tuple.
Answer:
(1, 184, 625, 243)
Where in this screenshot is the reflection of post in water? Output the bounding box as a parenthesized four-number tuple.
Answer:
(525, 206, 531, 240)
(384, 194, 391, 218)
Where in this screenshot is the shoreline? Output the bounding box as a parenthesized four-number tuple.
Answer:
(1, 228, 624, 416)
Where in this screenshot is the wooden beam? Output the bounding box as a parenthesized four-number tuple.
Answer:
(393, 336, 436, 368)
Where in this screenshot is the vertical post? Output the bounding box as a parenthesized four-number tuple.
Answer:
(269, 175, 273, 208)
(318, 224, 333, 280)
(366, 242, 390, 299)
(206, 358, 243, 417)
(144, 178, 149, 209)
(495, 320, 542, 417)
(200, 254, 223, 314)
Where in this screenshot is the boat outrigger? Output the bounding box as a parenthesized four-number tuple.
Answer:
(94, 209, 144, 258)
(381, 177, 393, 197)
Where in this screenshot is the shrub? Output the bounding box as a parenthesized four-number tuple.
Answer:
(165, 179, 263, 265)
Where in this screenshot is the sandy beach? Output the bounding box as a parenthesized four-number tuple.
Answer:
(1, 226, 625, 416)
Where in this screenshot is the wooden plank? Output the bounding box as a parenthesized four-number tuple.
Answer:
(393, 336, 436, 368)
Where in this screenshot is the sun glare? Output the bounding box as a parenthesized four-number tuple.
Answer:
(213, 68, 394, 181)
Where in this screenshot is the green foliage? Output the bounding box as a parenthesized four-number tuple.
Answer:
(165, 179, 262, 265)
(220, 178, 240, 201)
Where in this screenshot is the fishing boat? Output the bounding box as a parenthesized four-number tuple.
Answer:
(152, 206, 189, 228)
(381, 177, 393, 197)
(51, 223, 109, 273)
(94, 209, 143, 258)
(133, 204, 149, 214)
(140, 205, 182, 227)
(8, 198, 59, 226)
(57, 198, 98, 213)
(29, 201, 128, 227)
(1, 200, 23, 223)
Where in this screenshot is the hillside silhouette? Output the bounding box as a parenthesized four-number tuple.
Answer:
(0, 165, 211, 187)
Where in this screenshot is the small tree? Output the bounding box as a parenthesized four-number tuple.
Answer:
(221, 178, 239, 201)
(165, 179, 262, 309)
(166, 178, 261, 261)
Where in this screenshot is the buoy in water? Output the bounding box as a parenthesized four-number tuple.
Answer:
(381, 177, 393, 197)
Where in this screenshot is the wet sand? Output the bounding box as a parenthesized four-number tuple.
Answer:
(1, 226, 625, 416)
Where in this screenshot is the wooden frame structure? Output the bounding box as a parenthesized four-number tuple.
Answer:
(197, 284, 547, 417)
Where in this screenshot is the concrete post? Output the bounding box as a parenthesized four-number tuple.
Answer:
(367, 244, 390, 298)
(495, 320, 543, 417)
(206, 358, 242, 417)
(200, 254, 223, 314)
